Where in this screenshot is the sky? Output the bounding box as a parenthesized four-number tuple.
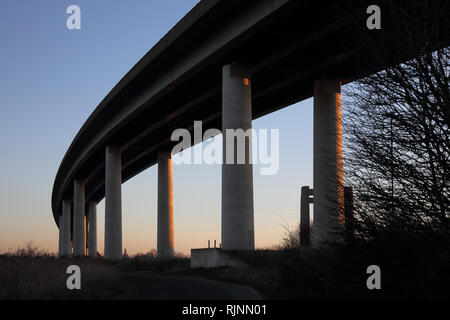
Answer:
(0, 0, 315, 256)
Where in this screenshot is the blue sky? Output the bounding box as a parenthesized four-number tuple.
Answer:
(0, 0, 314, 255)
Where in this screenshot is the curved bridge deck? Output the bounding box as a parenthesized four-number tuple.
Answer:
(52, 0, 448, 253)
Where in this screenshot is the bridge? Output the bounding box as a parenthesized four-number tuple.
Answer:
(53, 0, 447, 259)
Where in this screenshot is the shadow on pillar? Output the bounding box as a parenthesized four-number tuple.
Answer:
(344, 186, 355, 242)
(300, 186, 314, 246)
(157, 150, 174, 258)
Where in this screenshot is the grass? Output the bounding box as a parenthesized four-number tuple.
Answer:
(187, 235, 450, 300)
(0, 243, 122, 300)
(117, 249, 190, 274)
(114, 253, 191, 275)
(116, 233, 449, 300)
(2, 235, 448, 300)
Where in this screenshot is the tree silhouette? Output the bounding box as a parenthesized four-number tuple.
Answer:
(342, 0, 449, 240)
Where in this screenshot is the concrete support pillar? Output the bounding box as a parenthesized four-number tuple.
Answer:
(300, 186, 314, 246)
(58, 200, 72, 257)
(104, 146, 122, 260)
(73, 179, 86, 256)
(157, 150, 174, 258)
(62, 200, 71, 256)
(221, 63, 254, 250)
(88, 201, 97, 259)
(313, 78, 344, 246)
(58, 213, 64, 257)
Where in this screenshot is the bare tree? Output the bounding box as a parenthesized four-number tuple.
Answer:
(342, 0, 449, 240)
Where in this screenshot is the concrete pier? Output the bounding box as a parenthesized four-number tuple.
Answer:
(105, 146, 122, 260)
(58, 213, 63, 257)
(157, 150, 174, 257)
(73, 179, 85, 256)
(58, 199, 72, 257)
(313, 78, 344, 246)
(221, 63, 255, 250)
(88, 201, 97, 259)
(62, 200, 71, 256)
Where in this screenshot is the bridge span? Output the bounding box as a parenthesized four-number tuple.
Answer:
(53, 0, 447, 259)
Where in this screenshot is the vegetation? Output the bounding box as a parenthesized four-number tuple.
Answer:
(161, 231, 447, 300)
(115, 250, 190, 273)
(339, 0, 449, 241)
(0, 243, 122, 300)
(1, 236, 448, 300)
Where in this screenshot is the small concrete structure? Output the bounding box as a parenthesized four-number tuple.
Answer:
(157, 150, 174, 258)
(221, 63, 255, 251)
(300, 186, 314, 246)
(73, 179, 85, 256)
(313, 78, 344, 246)
(191, 248, 247, 269)
(104, 146, 122, 260)
(87, 201, 97, 258)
